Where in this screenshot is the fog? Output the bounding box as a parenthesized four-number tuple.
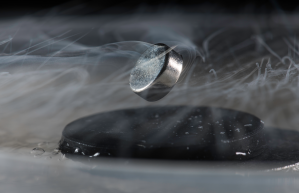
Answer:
(0, 6, 299, 192)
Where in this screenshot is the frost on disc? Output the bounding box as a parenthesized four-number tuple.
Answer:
(130, 45, 167, 92)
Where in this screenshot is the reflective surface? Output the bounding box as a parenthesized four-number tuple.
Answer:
(130, 43, 183, 101)
(130, 45, 166, 92)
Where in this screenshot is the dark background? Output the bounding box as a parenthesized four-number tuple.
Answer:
(1, 0, 299, 17)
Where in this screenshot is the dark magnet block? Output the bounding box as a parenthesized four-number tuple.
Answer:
(59, 106, 265, 161)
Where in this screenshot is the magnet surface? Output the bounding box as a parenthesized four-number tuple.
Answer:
(129, 43, 183, 101)
(59, 106, 265, 161)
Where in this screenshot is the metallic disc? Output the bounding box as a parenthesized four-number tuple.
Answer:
(129, 43, 183, 101)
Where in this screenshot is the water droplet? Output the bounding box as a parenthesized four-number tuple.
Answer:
(244, 124, 252, 127)
(137, 144, 146, 148)
(52, 148, 60, 155)
(94, 152, 100, 157)
(37, 142, 46, 147)
(61, 154, 66, 160)
(30, 148, 45, 156)
(198, 126, 203, 128)
(220, 132, 225, 134)
(235, 128, 240, 132)
(187, 147, 189, 150)
(74, 148, 79, 153)
(44, 156, 52, 160)
(185, 132, 189, 135)
(155, 114, 159, 118)
(236, 152, 246, 156)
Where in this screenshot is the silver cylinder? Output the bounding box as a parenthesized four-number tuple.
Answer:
(129, 43, 183, 102)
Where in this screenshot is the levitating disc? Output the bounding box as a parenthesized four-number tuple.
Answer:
(59, 106, 265, 161)
(129, 43, 183, 102)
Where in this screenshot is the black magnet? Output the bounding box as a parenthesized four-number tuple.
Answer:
(59, 106, 265, 161)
